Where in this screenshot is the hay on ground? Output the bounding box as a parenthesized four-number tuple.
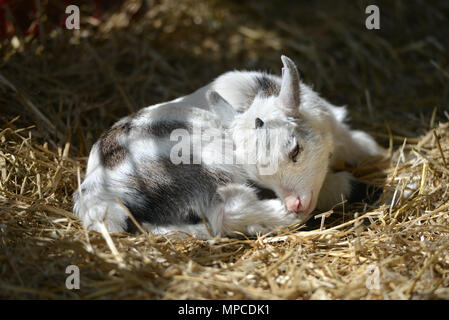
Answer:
(0, 0, 448, 299)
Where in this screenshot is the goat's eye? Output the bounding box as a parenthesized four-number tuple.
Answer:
(289, 144, 301, 162)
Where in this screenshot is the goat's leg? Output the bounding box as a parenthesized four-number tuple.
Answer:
(208, 184, 301, 237)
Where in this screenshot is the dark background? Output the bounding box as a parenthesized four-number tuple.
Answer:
(0, 0, 448, 157)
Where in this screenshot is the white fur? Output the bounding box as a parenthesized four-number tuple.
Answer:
(74, 55, 383, 239)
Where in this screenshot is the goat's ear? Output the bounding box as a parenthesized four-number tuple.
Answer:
(207, 90, 236, 127)
(278, 55, 300, 118)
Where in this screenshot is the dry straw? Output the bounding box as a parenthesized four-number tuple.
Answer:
(0, 0, 448, 299)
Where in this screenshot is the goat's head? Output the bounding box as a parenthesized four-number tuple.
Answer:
(211, 56, 332, 219)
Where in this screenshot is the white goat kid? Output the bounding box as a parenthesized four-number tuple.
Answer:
(73, 55, 383, 239)
(189, 55, 383, 220)
(73, 92, 298, 238)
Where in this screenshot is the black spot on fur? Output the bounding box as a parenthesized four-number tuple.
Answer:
(99, 119, 132, 169)
(232, 74, 281, 112)
(185, 209, 204, 224)
(122, 158, 232, 228)
(98, 118, 194, 169)
(147, 121, 192, 137)
(254, 75, 281, 97)
(250, 181, 278, 200)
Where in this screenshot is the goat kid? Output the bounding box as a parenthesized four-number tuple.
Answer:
(73, 55, 383, 238)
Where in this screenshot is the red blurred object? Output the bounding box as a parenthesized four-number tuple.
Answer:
(93, 0, 103, 20)
(0, 0, 104, 40)
(0, 0, 13, 38)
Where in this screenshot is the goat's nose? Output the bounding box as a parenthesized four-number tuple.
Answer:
(285, 195, 302, 212)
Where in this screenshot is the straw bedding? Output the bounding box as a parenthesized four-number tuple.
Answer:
(0, 0, 448, 299)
